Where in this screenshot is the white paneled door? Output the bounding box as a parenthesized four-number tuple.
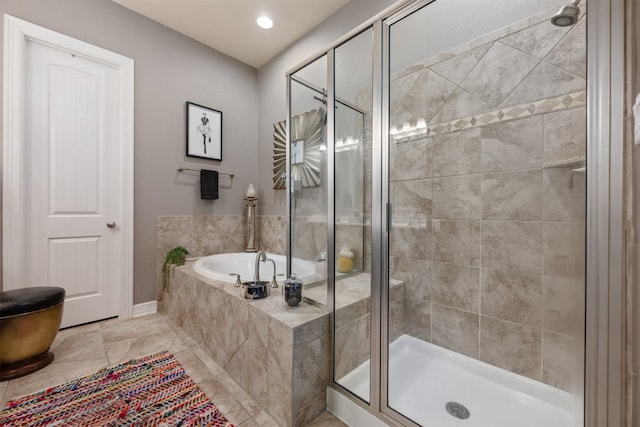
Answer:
(3, 16, 134, 328)
(26, 40, 120, 328)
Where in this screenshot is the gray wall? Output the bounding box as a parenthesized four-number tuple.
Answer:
(0, 0, 258, 303)
(256, 0, 399, 215)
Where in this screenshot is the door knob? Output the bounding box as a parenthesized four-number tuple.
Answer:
(106, 222, 116, 229)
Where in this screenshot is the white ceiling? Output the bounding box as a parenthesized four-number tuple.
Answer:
(112, 0, 352, 68)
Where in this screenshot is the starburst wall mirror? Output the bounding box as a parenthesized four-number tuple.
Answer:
(272, 108, 324, 189)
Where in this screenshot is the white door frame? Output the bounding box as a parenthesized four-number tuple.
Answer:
(3, 15, 134, 320)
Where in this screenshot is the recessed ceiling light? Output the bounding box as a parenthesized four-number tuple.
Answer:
(257, 16, 273, 29)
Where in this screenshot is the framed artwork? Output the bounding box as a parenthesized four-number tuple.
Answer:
(186, 102, 222, 160)
(272, 108, 324, 189)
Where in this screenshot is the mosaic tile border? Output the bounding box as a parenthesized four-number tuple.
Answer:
(393, 90, 586, 143)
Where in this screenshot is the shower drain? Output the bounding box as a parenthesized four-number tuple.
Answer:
(445, 401, 470, 420)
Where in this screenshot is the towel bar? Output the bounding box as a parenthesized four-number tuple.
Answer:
(177, 167, 234, 178)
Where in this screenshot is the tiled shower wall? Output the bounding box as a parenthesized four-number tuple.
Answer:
(385, 10, 586, 391)
(156, 215, 286, 301)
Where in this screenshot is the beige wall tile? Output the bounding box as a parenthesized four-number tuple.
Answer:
(433, 220, 480, 266)
(481, 170, 542, 221)
(390, 296, 406, 342)
(431, 304, 479, 358)
(164, 271, 197, 327)
(392, 178, 432, 220)
(480, 115, 543, 173)
(543, 107, 586, 165)
(542, 330, 576, 392)
(259, 216, 287, 254)
(391, 257, 431, 341)
(292, 219, 327, 262)
(268, 319, 293, 390)
(430, 87, 492, 124)
(430, 44, 491, 86)
(432, 175, 481, 220)
(390, 69, 421, 104)
(543, 276, 580, 335)
(543, 221, 583, 279)
(403, 304, 431, 343)
(432, 128, 481, 177)
(335, 298, 370, 330)
(390, 101, 414, 134)
(432, 262, 480, 313)
(292, 335, 330, 416)
(461, 42, 539, 107)
(266, 376, 292, 427)
(400, 69, 457, 122)
(481, 268, 542, 327)
(390, 257, 431, 309)
(201, 326, 234, 373)
(479, 316, 542, 380)
(481, 221, 542, 274)
(241, 309, 271, 406)
(501, 62, 585, 108)
(393, 137, 432, 181)
(390, 222, 433, 260)
(293, 316, 329, 349)
(334, 314, 370, 380)
(390, 280, 406, 302)
(180, 281, 212, 345)
(214, 295, 250, 360)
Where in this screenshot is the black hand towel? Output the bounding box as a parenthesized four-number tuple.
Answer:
(200, 169, 219, 200)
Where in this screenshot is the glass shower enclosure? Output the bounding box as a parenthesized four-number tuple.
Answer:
(287, 0, 586, 425)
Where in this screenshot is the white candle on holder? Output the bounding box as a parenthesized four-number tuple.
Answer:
(246, 183, 256, 198)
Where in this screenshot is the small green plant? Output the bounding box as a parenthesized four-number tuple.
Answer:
(162, 246, 190, 291)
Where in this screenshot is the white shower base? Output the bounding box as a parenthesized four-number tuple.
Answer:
(335, 334, 577, 427)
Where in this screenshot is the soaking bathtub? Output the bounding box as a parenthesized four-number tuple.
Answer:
(193, 252, 315, 283)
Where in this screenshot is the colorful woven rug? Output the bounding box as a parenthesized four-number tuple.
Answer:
(0, 351, 234, 426)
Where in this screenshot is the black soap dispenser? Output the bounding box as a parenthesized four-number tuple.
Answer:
(283, 274, 303, 306)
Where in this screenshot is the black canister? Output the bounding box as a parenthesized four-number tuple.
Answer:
(283, 274, 303, 306)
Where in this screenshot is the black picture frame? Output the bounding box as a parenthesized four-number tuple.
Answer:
(186, 101, 222, 161)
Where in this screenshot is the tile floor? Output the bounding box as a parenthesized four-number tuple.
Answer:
(0, 313, 347, 427)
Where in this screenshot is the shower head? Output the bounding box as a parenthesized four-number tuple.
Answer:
(550, 0, 581, 27)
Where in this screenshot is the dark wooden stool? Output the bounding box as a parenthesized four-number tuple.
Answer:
(0, 287, 65, 381)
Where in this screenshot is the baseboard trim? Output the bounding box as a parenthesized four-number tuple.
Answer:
(132, 300, 157, 318)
